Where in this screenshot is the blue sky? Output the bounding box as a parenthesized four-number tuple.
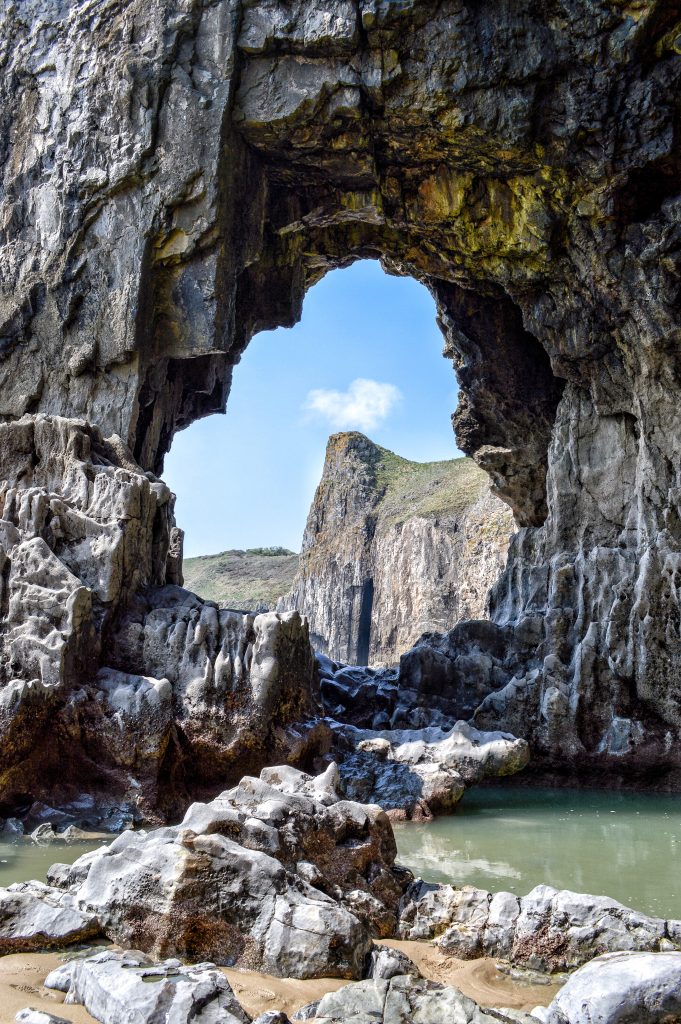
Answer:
(165, 260, 462, 557)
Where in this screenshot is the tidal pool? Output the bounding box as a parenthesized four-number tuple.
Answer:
(393, 785, 681, 920)
(0, 838, 107, 888)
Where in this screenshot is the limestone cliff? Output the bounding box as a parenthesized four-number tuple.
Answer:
(281, 433, 514, 665)
(1, 0, 681, 793)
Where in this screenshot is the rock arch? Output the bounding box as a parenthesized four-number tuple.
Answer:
(0, 0, 680, 812)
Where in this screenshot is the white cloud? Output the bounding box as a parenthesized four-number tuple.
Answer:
(304, 378, 402, 432)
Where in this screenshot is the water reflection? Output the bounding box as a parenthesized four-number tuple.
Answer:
(393, 786, 681, 919)
(0, 839, 106, 887)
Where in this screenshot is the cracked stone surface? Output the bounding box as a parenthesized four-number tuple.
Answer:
(398, 879, 681, 973)
(0, 415, 325, 820)
(331, 720, 530, 819)
(44, 950, 249, 1024)
(1, 0, 681, 801)
(0, 879, 101, 953)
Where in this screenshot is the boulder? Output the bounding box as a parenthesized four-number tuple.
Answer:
(2, 818, 24, 837)
(56, 765, 405, 979)
(45, 949, 249, 1024)
(533, 951, 681, 1023)
(304, 975, 521, 1023)
(367, 945, 421, 981)
(334, 721, 529, 817)
(0, 880, 101, 953)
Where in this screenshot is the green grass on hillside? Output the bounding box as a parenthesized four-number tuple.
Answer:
(182, 548, 299, 609)
(371, 446, 488, 527)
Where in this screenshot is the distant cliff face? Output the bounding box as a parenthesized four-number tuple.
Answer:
(280, 433, 515, 666)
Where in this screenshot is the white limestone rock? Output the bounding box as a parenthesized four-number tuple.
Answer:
(0, 416, 323, 821)
(307, 975, 522, 1023)
(533, 950, 681, 1023)
(367, 945, 421, 981)
(62, 765, 404, 979)
(0, 880, 101, 952)
(45, 949, 249, 1024)
(399, 880, 681, 972)
(335, 720, 529, 817)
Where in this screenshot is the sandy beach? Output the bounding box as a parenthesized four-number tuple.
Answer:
(0, 940, 562, 1023)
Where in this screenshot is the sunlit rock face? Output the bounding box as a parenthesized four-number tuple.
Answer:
(0, 415, 322, 819)
(280, 433, 514, 666)
(1, 0, 681, 797)
(46, 765, 406, 979)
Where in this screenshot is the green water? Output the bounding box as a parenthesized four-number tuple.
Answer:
(0, 839, 107, 888)
(393, 786, 681, 920)
(3, 789, 680, 923)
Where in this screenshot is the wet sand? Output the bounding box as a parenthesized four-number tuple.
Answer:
(0, 943, 561, 1023)
(380, 940, 561, 1012)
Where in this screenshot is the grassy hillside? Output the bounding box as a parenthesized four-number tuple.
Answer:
(370, 444, 490, 527)
(182, 547, 299, 610)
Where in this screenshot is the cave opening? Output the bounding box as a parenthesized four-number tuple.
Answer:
(163, 258, 521, 667)
(165, 260, 464, 561)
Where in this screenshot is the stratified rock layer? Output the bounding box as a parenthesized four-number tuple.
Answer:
(281, 433, 514, 666)
(1, 0, 681, 788)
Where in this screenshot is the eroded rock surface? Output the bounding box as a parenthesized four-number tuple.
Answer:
(44, 950, 249, 1024)
(47, 765, 407, 979)
(532, 951, 681, 1024)
(280, 433, 513, 666)
(301, 975, 520, 1024)
(333, 721, 529, 818)
(32, 949, 681, 1024)
(0, 415, 324, 822)
(0, 880, 101, 953)
(1, 0, 681, 793)
(399, 880, 681, 972)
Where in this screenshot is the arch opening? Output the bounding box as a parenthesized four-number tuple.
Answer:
(164, 259, 520, 669)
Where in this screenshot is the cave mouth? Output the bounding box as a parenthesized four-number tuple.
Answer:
(162, 259, 554, 668)
(165, 260, 467, 566)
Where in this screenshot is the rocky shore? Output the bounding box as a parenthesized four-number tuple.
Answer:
(1, 766, 680, 1024)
